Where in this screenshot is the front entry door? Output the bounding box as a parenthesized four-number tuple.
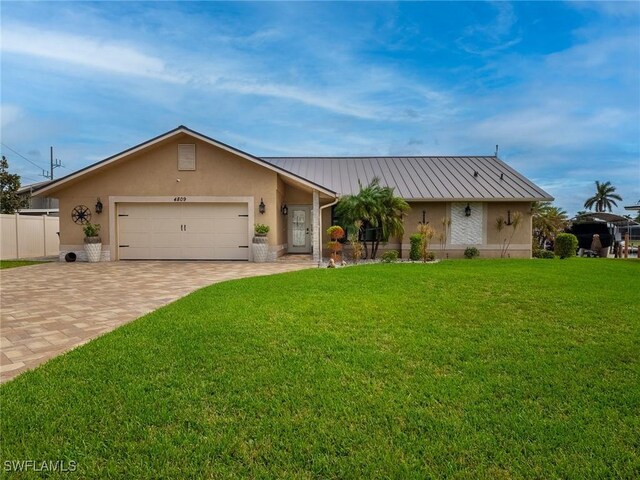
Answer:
(288, 205, 311, 253)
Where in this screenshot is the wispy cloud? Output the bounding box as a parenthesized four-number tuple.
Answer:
(457, 2, 522, 55)
(1, 24, 185, 83)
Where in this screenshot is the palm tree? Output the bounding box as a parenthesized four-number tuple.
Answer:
(531, 201, 569, 248)
(583, 181, 622, 213)
(335, 177, 409, 259)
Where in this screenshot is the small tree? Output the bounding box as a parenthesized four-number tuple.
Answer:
(438, 216, 451, 253)
(496, 211, 522, 258)
(0, 155, 27, 214)
(555, 233, 578, 259)
(326, 225, 344, 261)
(348, 220, 364, 263)
(417, 223, 435, 262)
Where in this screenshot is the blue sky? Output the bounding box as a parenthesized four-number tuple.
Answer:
(1, 1, 638, 215)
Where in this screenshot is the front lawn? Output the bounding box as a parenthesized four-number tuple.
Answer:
(0, 260, 46, 269)
(1, 259, 638, 478)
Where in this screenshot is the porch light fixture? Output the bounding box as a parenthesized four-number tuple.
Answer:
(464, 203, 471, 217)
(281, 203, 288, 215)
(259, 198, 266, 215)
(95, 198, 103, 214)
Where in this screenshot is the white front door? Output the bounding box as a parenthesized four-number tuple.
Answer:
(117, 203, 249, 260)
(287, 205, 311, 253)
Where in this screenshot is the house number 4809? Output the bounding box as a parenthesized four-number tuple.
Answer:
(173, 197, 187, 202)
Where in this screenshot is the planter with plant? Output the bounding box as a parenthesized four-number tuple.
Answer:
(83, 222, 102, 262)
(252, 224, 270, 263)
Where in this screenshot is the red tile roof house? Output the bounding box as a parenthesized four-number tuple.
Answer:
(35, 126, 552, 262)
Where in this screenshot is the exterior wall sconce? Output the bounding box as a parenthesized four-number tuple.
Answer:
(506, 210, 513, 225)
(95, 198, 103, 214)
(259, 198, 266, 215)
(281, 203, 288, 215)
(464, 203, 471, 217)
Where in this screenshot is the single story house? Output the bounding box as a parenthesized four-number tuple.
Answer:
(35, 125, 552, 262)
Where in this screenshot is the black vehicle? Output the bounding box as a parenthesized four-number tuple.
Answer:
(567, 221, 615, 250)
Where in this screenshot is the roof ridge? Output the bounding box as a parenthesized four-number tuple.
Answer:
(262, 155, 496, 159)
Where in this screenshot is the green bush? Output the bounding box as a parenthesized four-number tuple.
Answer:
(254, 224, 270, 235)
(381, 250, 399, 263)
(409, 234, 421, 261)
(533, 249, 555, 259)
(555, 233, 578, 259)
(82, 222, 101, 237)
(464, 247, 479, 259)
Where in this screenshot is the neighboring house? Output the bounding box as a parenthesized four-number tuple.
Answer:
(17, 180, 59, 216)
(35, 126, 552, 262)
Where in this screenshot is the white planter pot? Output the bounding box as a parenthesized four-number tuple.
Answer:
(84, 238, 102, 263)
(252, 236, 269, 263)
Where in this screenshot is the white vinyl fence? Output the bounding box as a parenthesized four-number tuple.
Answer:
(0, 214, 59, 260)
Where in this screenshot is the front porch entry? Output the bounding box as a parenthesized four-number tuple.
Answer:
(287, 205, 312, 253)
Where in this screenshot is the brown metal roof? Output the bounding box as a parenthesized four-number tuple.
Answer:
(264, 156, 553, 201)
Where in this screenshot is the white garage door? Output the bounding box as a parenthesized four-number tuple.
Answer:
(118, 203, 249, 260)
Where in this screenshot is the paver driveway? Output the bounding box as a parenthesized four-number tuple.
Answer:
(0, 261, 313, 383)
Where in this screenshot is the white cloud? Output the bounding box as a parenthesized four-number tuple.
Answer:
(1, 24, 185, 83)
(0, 105, 23, 130)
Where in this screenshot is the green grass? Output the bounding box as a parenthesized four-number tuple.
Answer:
(1, 259, 638, 479)
(0, 260, 46, 269)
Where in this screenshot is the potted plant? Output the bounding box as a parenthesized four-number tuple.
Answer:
(252, 223, 270, 263)
(83, 222, 102, 262)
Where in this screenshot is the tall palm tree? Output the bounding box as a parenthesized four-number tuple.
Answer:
(335, 177, 409, 259)
(583, 181, 622, 213)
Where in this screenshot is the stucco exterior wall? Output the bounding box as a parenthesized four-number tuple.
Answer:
(324, 201, 533, 260)
(54, 134, 280, 256)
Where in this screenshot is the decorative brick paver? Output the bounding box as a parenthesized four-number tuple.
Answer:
(0, 261, 313, 383)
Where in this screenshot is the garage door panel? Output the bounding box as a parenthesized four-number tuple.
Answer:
(215, 246, 249, 260)
(118, 202, 249, 260)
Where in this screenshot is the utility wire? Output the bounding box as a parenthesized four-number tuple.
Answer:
(1, 142, 48, 170)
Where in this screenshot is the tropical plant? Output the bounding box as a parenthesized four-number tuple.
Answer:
(254, 224, 270, 235)
(0, 155, 27, 214)
(495, 211, 522, 258)
(335, 177, 410, 259)
(438, 216, 451, 253)
(82, 222, 101, 238)
(584, 181, 622, 213)
(531, 202, 569, 248)
(555, 233, 578, 259)
(348, 220, 364, 263)
(417, 223, 435, 263)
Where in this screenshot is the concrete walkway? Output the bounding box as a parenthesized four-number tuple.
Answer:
(0, 261, 313, 383)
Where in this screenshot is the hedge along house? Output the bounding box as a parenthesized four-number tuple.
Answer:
(35, 126, 552, 262)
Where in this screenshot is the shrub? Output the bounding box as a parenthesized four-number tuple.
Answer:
(254, 224, 270, 235)
(424, 251, 435, 261)
(409, 234, 421, 261)
(464, 247, 479, 259)
(327, 225, 345, 240)
(417, 224, 435, 263)
(381, 250, 399, 263)
(82, 222, 101, 237)
(533, 249, 555, 259)
(554, 233, 578, 259)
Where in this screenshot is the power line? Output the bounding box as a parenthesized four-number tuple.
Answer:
(1, 143, 48, 171)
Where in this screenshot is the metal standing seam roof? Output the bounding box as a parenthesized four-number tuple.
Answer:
(263, 156, 553, 201)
